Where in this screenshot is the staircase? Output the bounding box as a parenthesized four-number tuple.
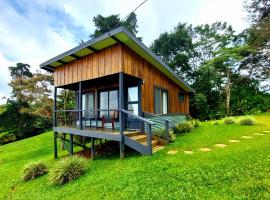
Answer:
(124, 130, 166, 154)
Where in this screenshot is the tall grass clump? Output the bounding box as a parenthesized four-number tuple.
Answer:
(239, 116, 255, 125)
(224, 117, 235, 125)
(50, 156, 88, 185)
(22, 161, 48, 181)
(174, 121, 194, 134)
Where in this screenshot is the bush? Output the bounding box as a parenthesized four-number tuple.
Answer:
(50, 156, 88, 185)
(213, 121, 219, 125)
(0, 132, 16, 145)
(22, 161, 48, 181)
(174, 121, 194, 134)
(169, 130, 176, 143)
(191, 119, 200, 128)
(153, 129, 176, 143)
(224, 117, 235, 125)
(239, 116, 255, 125)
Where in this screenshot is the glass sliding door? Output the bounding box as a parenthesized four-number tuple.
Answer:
(99, 89, 118, 118)
(127, 86, 139, 115)
(154, 87, 168, 115)
(82, 93, 94, 117)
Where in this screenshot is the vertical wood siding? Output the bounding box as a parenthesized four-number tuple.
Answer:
(53, 44, 190, 114)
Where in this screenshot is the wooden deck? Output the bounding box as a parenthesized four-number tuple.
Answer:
(53, 126, 139, 141)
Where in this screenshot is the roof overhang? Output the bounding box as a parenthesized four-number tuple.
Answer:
(40, 26, 195, 93)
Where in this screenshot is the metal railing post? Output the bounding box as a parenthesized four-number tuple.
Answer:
(147, 124, 152, 155)
(165, 120, 169, 143)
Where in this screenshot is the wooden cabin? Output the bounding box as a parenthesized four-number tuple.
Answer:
(40, 26, 194, 158)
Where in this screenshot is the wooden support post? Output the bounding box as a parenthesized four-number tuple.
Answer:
(54, 132, 58, 159)
(147, 124, 152, 156)
(138, 79, 143, 132)
(69, 134, 73, 156)
(119, 72, 125, 159)
(91, 137, 95, 159)
(78, 81, 82, 130)
(95, 89, 98, 128)
(53, 87, 57, 159)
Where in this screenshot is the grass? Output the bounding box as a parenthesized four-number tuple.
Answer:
(0, 113, 270, 199)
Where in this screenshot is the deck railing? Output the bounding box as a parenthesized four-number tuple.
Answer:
(142, 111, 170, 143)
(54, 108, 155, 155)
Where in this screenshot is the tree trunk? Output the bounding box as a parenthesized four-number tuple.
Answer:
(225, 67, 231, 115)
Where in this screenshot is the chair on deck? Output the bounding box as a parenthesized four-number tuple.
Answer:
(102, 111, 118, 130)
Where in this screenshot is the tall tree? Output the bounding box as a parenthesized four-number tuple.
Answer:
(91, 12, 139, 38)
(151, 23, 193, 80)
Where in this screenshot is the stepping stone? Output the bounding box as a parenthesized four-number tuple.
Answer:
(184, 150, 193, 155)
(241, 136, 254, 139)
(214, 144, 228, 148)
(167, 150, 178, 155)
(229, 139, 241, 143)
(253, 133, 264, 136)
(199, 148, 211, 152)
(262, 131, 270, 133)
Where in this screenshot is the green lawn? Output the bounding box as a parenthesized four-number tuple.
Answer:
(1, 113, 270, 200)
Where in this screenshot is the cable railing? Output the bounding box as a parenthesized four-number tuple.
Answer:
(142, 111, 170, 142)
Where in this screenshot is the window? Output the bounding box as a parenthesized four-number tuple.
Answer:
(82, 93, 94, 117)
(179, 89, 185, 103)
(127, 86, 139, 115)
(99, 90, 118, 117)
(154, 87, 168, 114)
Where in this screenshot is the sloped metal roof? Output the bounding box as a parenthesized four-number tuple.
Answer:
(40, 26, 195, 92)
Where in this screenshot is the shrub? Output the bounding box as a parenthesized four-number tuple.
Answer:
(224, 117, 235, 125)
(169, 130, 176, 143)
(192, 119, 200, 128)
(154, 129, 176, 143)
(213, 121, 219, 125)
(174, 121, 194, 134)
(50, 156, 88, 185)
(22, 161, 48, 181)
(239, 116, 255, 125)
(0, 132, 16, 145)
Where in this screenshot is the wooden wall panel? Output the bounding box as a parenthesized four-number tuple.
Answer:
(121, 45, 189, 114)
(53, 43, 190, 114)
(54, 44, 122, 87)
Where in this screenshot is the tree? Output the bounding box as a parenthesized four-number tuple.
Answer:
(8, 63, 33, 103)
(91, 12, 139, 38)
(151, 23, 193, 80)
(207, 45, 254, 114)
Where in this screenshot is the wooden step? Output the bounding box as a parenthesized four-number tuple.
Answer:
(153, 145, 165, 153)
(129, 134, 147, 142)
(124, 130, 141, 137)
(141, 139, 159, 147)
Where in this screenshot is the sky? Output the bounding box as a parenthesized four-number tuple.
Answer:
(0, 0, 249, 104)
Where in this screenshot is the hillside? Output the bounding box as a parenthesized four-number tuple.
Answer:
(0, 113, 270, 199)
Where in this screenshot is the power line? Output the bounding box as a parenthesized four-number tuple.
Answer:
(112, 0, 148, 29)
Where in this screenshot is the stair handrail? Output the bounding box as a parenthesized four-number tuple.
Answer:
(142, 111, 170, 143)
(120, 109, 154, 155)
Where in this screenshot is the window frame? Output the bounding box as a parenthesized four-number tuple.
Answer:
(179, 89, 185, 103)
(154, 85, 169, 115)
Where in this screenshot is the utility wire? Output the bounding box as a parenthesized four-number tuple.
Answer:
(112, 0, 148, 29)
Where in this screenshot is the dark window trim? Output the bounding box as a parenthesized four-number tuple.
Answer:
(153, 85, 169, 115)
(179, 89, 185, 103)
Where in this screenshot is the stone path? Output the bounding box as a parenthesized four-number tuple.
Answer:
(199, 148, 211, 152)
(184, 150, 193, 155)
(229, 139, 241, 143)
(253, 133, 264, 136)
(241, 136, 254, 139)
(214, 144, 228, 148)
(167, 130, 268, 155)
(167, 150, 178, 155)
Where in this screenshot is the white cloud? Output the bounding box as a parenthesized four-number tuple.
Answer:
(0, 0, 249, 104)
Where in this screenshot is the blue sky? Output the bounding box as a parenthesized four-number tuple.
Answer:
(0, 0, 249, 104)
